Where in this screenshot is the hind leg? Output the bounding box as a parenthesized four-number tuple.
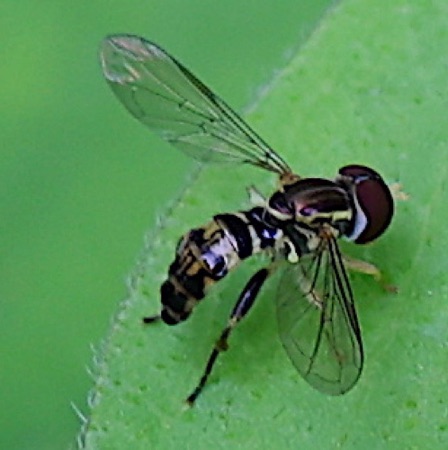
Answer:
(186, 266, 272, 406)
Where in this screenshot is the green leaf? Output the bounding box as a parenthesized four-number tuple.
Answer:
(81, 0, 448, 448)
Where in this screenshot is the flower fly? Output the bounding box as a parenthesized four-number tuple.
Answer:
(100, 35, 394, 405)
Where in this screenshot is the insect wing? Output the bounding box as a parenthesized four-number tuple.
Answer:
(276, 237, 364, 395)
(100, 34, 291, 174)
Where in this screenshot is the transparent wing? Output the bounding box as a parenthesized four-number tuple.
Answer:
(100, 34, 292, 175)
(276, 236, 363, 395)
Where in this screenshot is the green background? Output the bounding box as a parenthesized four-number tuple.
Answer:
(1, 1, 330, 449)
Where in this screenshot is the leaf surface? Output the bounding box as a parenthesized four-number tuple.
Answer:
(81, 1, 448, 448)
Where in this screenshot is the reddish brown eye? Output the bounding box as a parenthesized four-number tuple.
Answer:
(339, 164, 394, 244)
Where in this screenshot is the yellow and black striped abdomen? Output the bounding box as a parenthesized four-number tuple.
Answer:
(160, 210, 280, 325)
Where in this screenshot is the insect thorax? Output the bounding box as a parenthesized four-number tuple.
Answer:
(261, 177, 356, 262)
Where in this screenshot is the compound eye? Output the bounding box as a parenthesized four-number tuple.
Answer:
(339, 164, 394, 244)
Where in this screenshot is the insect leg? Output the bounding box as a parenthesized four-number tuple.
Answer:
(389, 182, 409, 201)
(343, 255, 382, 281)
(342, 255, 397, 293)
(142, 314, 161, 324)
(186, 266, 271, 406)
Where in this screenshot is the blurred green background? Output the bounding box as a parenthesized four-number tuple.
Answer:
(1, 1, 330, 448)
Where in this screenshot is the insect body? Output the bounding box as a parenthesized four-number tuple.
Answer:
(158, 206, 283, 325)
(100, 34, 394, 405)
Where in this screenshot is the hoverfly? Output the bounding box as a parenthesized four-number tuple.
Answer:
(100, 34, 394, 406)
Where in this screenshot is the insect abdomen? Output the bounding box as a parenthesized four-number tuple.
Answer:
(160, 213, 256, 325)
